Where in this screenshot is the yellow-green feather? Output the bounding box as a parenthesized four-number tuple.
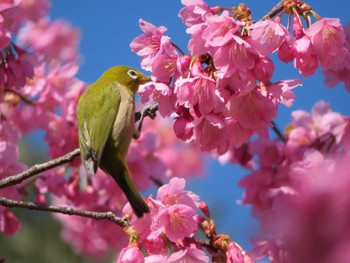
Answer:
(76, 66, 150, 217)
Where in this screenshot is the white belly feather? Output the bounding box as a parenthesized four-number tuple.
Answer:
(111, 86, 135, 159)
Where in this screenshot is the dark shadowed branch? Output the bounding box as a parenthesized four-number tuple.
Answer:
(0, 197, 130, 228)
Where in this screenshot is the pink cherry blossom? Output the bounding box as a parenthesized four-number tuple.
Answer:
(267, 78, 301, 107)
(127, 132, 168, 191)
(252, 57, 274, 81)
(18, 18, 80, 63)
(0, 4, 22, 48)
(278, 41, 294, 63)
(116, 245, 144, 263)
(151, 204, 197, 242)
(293, 36, 318, 76)
(202, 11, 241, 47)
(157, 177, 199, 209)
(248, 19, 293, 56)
(167, 246, 209, 263)
(175, 71, 219, 115)
(226, 242, 253, 263)
(19, 0, 50, 21)
(140, 117, 205, 179)
(306, 18, 348, 70)
(225, 90, 277, 135)
(144, 254, 167, 263)
(130, 19, 176, 71)
(213, 33, 256, 77)
(178, 0, 212, 27)
(138, 82, 176, 117)
(191, 113, 230, 154)
(322, 22, 350, 92)
(0, 208, 20, 236)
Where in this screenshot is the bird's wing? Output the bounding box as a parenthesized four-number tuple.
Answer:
(77, 82, 121, 175)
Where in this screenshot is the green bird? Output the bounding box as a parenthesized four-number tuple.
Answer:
(76, 65, 150, 218)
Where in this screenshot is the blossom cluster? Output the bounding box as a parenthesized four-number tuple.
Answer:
(0, 0, 206, 257)
(34, 117, 205, 258)
(131, 0, 350, 155)
(234, 101, 350, 263)
(117, 177, 253, 263)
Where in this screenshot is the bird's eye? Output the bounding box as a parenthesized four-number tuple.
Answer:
(127, 70, 138, 79)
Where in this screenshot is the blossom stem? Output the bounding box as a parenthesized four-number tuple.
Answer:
(260, 0, 285, 21)
(171, 42, 186, 56)
(0, 197, 130, 228)
(271, 121, 286, 143)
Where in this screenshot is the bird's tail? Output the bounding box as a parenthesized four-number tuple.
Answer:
(100, 153, 149, 218)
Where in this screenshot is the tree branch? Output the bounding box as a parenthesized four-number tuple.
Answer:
(0, 148, 81, 189)
(0, 197, 130, 228)
(271, 121, 286, 143)
(260, 0, 284, 21)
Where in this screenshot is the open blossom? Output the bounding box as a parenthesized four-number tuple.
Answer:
(168, 246, 209, 262)
(130, 19, 176, 71)
(151, 204, 198, 242)
(178, 0, 213, 27)
(157, 177, 199, 209)
(322, 22, 350, 92)
(248, 19, 293, 56)
(305, 18, 349, 70)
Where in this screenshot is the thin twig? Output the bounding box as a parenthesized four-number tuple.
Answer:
(0, 148, 81, 189)
(271, 121, 286, 143)
(0, 197, 130, 228)
(260, 0, 285, 21)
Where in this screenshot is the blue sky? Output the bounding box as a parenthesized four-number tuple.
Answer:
(49, 0, 350, 250)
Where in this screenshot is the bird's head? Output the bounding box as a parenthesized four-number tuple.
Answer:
(101, 65, 151, 94)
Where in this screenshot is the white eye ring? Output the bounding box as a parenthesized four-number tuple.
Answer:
(127, 70, 138, 79)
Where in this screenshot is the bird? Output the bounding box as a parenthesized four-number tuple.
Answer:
(76, 65, 150, 217)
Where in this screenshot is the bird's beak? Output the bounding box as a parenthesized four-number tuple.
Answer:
(140, 75, 151, 84)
